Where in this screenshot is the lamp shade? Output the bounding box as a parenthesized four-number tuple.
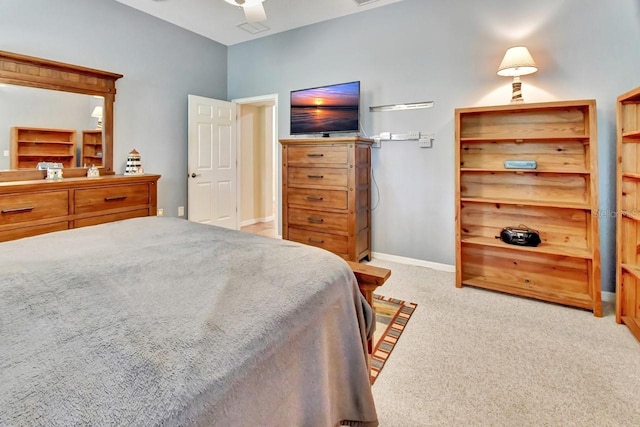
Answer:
(497, 46, 538, 77)
(91, 106, 103, 118)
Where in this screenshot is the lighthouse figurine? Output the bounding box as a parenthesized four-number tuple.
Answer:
(124, 149, 144, 175)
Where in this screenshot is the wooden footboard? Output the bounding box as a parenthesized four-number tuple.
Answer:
(347, 261, 391, 375)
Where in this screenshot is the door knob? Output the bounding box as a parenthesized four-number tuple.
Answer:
(190, 173, 201, 178)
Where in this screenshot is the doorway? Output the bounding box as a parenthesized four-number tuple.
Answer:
(233, 94, 279, 239)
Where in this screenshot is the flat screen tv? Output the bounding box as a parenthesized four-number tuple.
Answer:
(290, 81, 360, 137)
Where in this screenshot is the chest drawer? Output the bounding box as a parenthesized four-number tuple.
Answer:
(288, 227, 348, 256)
(288, 167, 348, 187)
(75, 183, 149, 214)
(287, 145, 348, 166)
(0, 191, 69, 225)
(288, 207, 348, 233)
(75, 208, 150, 228)
(287, 188, 348, 210)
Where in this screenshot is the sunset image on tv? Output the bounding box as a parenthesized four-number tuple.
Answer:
(290, 81, 359, 135)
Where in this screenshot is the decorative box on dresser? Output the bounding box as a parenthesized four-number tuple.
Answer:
(455, 100, 602, 316)
(616, 86, 640, 340)
(0, 174, 160, 242)
(280, 137, 372, 262)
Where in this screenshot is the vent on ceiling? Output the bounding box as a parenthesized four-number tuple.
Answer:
(237, 21, 270, 34)
(353, 0, 379, 5)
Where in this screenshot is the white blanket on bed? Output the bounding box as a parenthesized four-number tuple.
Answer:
(0, 217, 377, 426)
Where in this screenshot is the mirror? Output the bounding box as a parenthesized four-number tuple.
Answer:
(0, 50, 122, 182)
(0, 84, 104, 170)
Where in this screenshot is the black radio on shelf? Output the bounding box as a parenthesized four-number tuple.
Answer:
(497, 225, 541, 247)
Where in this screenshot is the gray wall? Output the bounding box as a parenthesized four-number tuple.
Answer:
(0, 0, 228, 217)
(228, 0, 640, 292)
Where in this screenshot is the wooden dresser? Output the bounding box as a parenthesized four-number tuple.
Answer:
(280, 137, 372, 262)
(0, 174, 160, 242)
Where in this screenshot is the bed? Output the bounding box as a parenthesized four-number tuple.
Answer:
(0, 216, 378, 426)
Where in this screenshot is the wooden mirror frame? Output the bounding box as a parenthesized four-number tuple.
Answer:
(0, 50, 122, 182)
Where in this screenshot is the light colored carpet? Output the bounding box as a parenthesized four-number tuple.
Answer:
(367, 258, 640, 426)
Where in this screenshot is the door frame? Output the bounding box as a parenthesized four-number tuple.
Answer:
(232, 93, 279, 235)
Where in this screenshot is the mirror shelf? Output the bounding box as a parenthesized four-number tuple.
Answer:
(0, 50, 122, 182)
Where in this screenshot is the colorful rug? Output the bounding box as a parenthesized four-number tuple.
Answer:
(370, 294, 417, 384)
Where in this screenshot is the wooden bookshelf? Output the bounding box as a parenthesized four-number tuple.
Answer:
(11, 127, 77, 169)
(616, 86, 640, 340)
(81, 129, 103, 167)
(455, 100, 601, 316)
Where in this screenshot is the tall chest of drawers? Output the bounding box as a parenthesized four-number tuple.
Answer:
(0, 174, 160, 242)
(280, 137, 372, 262)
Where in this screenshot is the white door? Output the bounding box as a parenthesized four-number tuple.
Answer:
(187, 95, 238, 229)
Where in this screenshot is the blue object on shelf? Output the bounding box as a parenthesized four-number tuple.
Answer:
(504, 160, 537, 169)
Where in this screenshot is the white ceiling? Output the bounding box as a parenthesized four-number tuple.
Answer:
(114, 0, 406, 46)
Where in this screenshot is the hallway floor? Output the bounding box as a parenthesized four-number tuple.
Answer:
(240, 220, 278, 239)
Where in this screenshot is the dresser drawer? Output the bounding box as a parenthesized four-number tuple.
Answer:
(287, 188, 348, 210)
(287, 145, 348, 166)
(75, 208, 150, 228)
(0, 222, 68, 242)
(75, 183, 149, 214)
(288, 167, 348, 187)
(288, 207, 348, 233)
(288, 227, 348, 255)
(0, 191, 69, 225)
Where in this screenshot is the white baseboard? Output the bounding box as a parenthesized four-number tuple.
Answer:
(601, 291, 615, 303)
(371, 251, 455, 273)
(240, 215, 274, 227)
(371, 252, 618, 301)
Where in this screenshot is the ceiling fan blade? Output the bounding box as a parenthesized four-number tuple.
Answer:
(243, 3, 266, 22)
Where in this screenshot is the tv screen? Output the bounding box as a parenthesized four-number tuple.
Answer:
(290, 81, 360, 136)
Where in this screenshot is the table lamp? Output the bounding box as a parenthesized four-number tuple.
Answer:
(497, 46, 538, 103)
(91, 106, 103, 129)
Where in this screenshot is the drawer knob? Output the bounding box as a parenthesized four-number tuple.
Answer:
(307, 153, 324, 158)
(307, 175, 324, 179)
(308, 238, 324, 244)
(306, 196, 324, 201)
(104, 196, 127, 202)
(2, 206, 34, 214)
(307, 217, 324, 223)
